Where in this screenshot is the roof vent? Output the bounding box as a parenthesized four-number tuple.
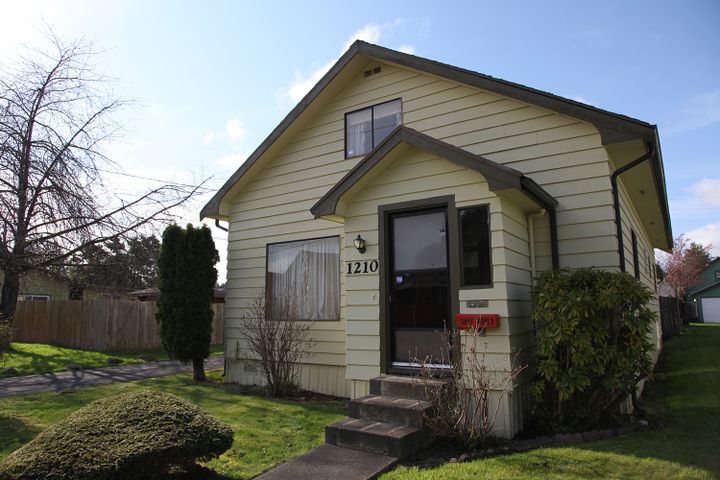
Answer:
(363, 66, 382, 78)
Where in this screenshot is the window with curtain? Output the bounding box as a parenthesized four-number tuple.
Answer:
(266, 237, 340, 320)
(345, 98, 401, 157)
(459, 205, 491, 286)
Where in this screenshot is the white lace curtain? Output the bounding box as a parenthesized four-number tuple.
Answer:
(267, 237, 339, 320)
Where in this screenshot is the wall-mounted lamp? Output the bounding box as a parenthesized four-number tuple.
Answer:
(353, 234, 366, 254)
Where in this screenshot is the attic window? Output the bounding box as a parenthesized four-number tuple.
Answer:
(345, 98, 401, 158)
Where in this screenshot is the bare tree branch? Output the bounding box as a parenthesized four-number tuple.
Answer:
(0, 32, 204, 321)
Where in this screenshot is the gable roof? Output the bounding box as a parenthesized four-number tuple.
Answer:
(201, 41, 667, 225)
(311, 126, 557, 218)
(687, 280, 720, 297)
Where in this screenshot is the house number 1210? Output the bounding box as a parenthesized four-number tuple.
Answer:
(346, 260, 379, 275)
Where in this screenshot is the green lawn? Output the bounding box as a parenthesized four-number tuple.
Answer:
(2, 325, 718, 479)
(0, 371, 346, 479)
(1, 343, 224, 377)
(382, 323, 720, 480)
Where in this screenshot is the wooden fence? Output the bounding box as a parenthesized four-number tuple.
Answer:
(12, 300, 223, 352)
(659, 296, 681, 340)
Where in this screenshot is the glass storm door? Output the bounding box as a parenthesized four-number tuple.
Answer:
(389, 209, 451, 368)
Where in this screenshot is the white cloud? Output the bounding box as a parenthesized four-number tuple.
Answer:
(282, 20, 415, 103)
(665, 90, 720, 134)
(225, 118, 247, 140)
(285, 58, 336, 103)
(572, 95, 590, 104)
(686, 222, 720, 256)
(688, 178, 720, 208)
(342, 24, 382, 51)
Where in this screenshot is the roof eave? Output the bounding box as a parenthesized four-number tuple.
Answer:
(201, 40, 661, 221)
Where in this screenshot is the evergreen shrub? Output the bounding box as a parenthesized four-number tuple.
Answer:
(0, 390, 233, 480)
(531, 268, 656, 433)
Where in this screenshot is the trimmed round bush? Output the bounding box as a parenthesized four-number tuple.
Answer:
(0, 390, 233, 480)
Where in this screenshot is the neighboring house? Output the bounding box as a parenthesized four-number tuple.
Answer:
(0, 270, 132, 301)
(0, 270, 70, 301)
(129, 286, 226, 303)
(686, 257, 720, 324)
(201, 42, 672, 438)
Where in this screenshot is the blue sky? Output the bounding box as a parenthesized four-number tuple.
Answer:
(2, 1, 719, 279)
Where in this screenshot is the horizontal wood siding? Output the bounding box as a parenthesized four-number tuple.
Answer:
(224, 59, 623, 403)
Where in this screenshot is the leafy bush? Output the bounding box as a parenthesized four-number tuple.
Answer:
(0, 390, 233, 480)
(0, 322, 12, 364)
(531, 268, 655, 433)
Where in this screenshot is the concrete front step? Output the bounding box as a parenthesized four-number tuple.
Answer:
(348, 394, 433, 428)
(369, 374, 448, 402)
(325, 417, 432, 459)
(255, 443, 397, 480)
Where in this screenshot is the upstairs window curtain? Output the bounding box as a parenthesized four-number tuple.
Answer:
(345, 99, 401, 157)
(266, 237, 340, 321)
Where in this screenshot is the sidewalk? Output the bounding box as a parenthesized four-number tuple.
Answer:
(0, 356, 224, 397)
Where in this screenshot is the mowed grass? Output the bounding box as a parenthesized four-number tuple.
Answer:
(382, 324, 720, 480)
(0, 371, 346, 479)
(1, 342, 224, 376)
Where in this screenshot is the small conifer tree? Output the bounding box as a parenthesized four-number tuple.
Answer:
(156, 224, 218, 381)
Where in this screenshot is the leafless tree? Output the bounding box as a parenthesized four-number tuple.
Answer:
(416, 328, 526, 449)
(239, 290, 316, 397)
(0, 32, 203, 321)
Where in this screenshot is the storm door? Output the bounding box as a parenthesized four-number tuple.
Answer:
(388, 208, 452, 368)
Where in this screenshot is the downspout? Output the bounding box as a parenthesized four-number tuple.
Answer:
(214, 219, 228, 232)
(610, 143, 655, 273)
(527, 209, 546, 283)
(549, 208, 559, 270)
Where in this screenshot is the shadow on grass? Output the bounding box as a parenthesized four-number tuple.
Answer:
(0, 414, 42, 457)
(571, 325, 720, 477)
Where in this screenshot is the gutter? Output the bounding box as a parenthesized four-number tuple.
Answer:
(520, 177, 560, 270)
(610, 143, 655, 273)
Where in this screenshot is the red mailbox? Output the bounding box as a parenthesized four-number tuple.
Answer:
(455, 313, 500, 330)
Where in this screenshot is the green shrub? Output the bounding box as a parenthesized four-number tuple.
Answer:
(156, 224, 218, 381)
(0, 390, 233, 480)
(530, 268, 655, 433)
(0, 322, 12, 364)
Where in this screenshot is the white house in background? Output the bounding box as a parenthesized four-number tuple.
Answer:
(201, 41, 672, 438)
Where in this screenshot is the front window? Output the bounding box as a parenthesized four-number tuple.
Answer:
(266, 237, 340, 320)
(345, 99, 402, 158)
(459, 205, 491, 287)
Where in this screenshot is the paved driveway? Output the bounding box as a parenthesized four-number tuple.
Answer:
(0, 356, 224, 397)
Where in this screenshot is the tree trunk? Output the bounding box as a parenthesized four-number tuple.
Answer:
(192, 358, 206, 382)
(0, 269, 20, 322)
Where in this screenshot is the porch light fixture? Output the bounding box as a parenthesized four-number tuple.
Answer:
(353, 234, 366, 254)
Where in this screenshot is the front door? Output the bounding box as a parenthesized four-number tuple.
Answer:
(388, 208, 452, 369)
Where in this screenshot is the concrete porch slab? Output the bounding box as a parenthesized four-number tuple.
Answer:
(255, 443, 397, 480)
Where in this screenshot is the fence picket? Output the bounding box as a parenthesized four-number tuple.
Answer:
(11, 300, 224, 352)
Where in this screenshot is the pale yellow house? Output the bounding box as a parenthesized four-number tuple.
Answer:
(201, 42, 671, 438)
